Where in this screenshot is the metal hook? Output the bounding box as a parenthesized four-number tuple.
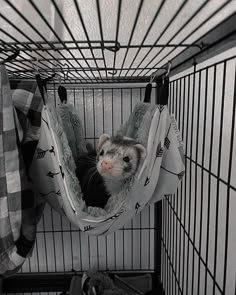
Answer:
(33, 57, 39, 74)
(42, 73, 56, 84)
(103, 41, 121, 53)
(108, 69, 117, 75)
(149, 62, 172, 83)
(0, 50, 20, 65)
(54, 63, 64, 85)
(165, 61, 172, 77)
(149, 67, 165, 83)
(58, 73, 62, 85)
(63, 63, 69, 80)
(149, 72, 157, 84)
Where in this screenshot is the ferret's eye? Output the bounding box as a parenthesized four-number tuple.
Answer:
(123, 156, 130, 163)
(99, 150, 104, 156)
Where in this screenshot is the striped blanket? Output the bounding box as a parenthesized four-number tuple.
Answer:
(0, 65, 44, 276)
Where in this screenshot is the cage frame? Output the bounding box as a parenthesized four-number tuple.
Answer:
(0, 2, 236, 294)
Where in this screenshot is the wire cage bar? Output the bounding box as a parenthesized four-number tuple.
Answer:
(1, 1, 235, 83)
(161, 51, 236, 295)
(1, 1, 236, 295)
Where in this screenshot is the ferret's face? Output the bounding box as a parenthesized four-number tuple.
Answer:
(96, 134, 146, 180)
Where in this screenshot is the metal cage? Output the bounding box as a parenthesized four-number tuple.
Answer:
(0, 1, 236, 294)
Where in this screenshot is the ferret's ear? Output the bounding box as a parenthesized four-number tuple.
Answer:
(97, 133, 110, 151)
(134, 144, 146, 160)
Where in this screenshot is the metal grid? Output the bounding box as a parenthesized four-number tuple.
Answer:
(161, 52, 236, 295)
(0, 0, 235, 83)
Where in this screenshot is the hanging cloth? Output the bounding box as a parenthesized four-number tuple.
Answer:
(0, 65, 45, 276)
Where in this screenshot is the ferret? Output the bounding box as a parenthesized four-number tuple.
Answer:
(76, 134, 146, 208)
(96, 134, 146, 195)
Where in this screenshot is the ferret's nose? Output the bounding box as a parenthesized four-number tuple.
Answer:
(101, 160, 113, 171)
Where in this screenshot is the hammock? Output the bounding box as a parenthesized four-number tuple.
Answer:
(27, 78, 185, 235)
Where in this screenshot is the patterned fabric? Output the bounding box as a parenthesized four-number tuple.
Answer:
(0, 66, 44, 276)
(29, 91, 81, 218)
(11, 80, 42, 144)
(29, 93, 185, 235)
(11, 80, 43, 171)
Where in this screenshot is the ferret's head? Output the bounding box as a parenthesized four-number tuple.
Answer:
(96, 134, 146, 180)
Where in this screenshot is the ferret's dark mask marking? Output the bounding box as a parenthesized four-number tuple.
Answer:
(123, 162, 132, 173)
(123, 156, 130, 162)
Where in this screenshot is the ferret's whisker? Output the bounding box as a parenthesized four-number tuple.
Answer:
(87, 169, 98, 186)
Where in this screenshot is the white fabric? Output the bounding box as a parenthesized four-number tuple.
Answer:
(29, 94, 185, 235)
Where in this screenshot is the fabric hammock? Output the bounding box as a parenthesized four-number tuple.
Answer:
(27, 77, 185, 235)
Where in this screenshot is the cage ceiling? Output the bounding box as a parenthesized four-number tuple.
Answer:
(0, 0, 235, 83)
